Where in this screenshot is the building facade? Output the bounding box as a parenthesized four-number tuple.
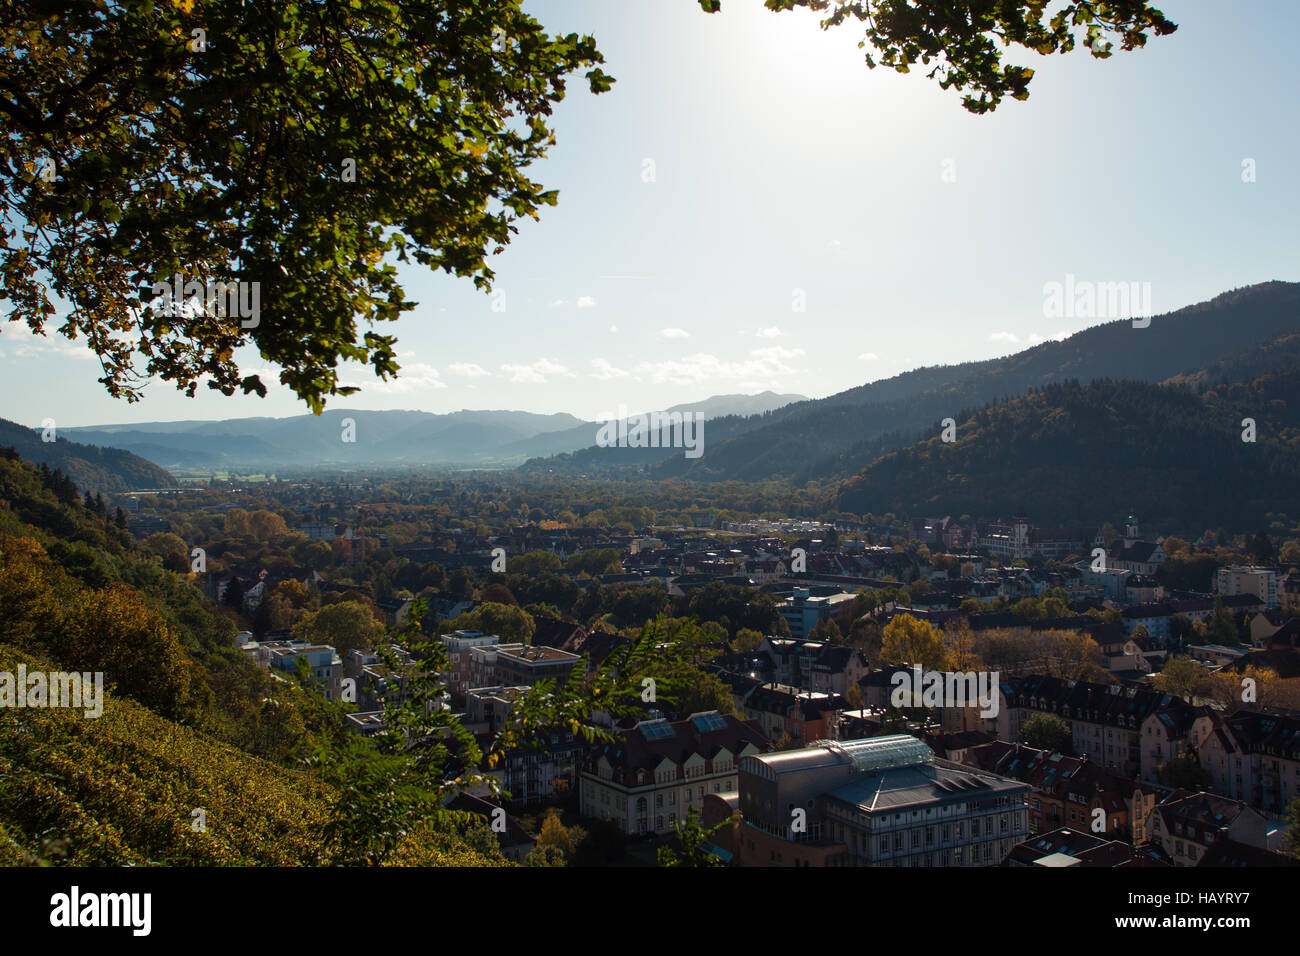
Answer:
(736, 735, 1030, 867)
(580, 711, 767, 836)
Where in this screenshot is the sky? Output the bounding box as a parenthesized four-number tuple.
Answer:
(3, 0, 1298, 427)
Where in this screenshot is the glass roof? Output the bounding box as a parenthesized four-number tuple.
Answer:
(811, 734, 934, 772)
(638, 719, 675, 740)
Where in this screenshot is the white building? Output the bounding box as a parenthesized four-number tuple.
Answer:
(1215, 567, 1278, 609)
(580, 712, 766, 836)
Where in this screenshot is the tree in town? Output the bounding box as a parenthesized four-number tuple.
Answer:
(536, 809, 575, 860)
(1157, 750, 1210, 790)
(292, 599, 383, 659)
(1018, 712, 1072, 755)
(658, 805, 729, 868)
(677, 671, 739, 717)
(880, 613, 950, 671)
(438, 601, 535, 644)
(1152, 654, 1208, 701)
(1286, 798, 1300, 860)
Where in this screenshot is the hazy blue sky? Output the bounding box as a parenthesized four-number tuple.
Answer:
(3, 0, 1297, 426)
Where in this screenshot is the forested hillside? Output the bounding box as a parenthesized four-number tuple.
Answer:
(835, 370, 1300, 531)
(0, 451, 500, 866)
(521, 281, 1300, 482)
(0, 417, 176, 491)
(659, 281, 1300, 482)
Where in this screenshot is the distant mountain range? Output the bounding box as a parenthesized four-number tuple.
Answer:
(0, 417, 177, 492)
(524, 281, 1300, 482)
(58, 392, 806, 473)
(18, 280, 1300, 501)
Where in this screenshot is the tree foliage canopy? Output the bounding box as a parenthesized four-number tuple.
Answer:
(700, 1, 1175, 114)
(2, 0, 611, 411)
(4, 0, 1173, 412)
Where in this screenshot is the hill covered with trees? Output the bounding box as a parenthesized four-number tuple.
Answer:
(834, 369, 1300, 532)
(0, 417, 176, 491)
(0, 450, 500, 866)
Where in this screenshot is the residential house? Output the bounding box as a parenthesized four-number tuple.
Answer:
(998, 674, 1194, 780)
(1145, 791, 1268, 866)
(1196, 709, 1300, 813)
(738, 683, 844, 747)
(579, 711, 767, 836)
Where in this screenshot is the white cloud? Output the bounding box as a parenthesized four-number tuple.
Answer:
(858, 352, 878, 361)
(500, 358, 573, 384)
(0, 335, 97, 362)
(756, 327, 783, 338)
(576, 295, 597, 308)
(609, 325, 618, 333)
(590, 358, 630, 381)
(340, 362, 446, 394)
(634, 347, 805, 386)
(1026, 330, 1071, 345)
(659, 328, 690, 339)
(448, 363, 490, 378)
(990, 329, 1070, 347)
(750, 346, 804, 362)
(549, 298, 567, 308)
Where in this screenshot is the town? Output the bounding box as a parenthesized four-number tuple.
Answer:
(110, 475, 1300, 868)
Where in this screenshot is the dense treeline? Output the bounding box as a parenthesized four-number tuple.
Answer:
(0, 418, 177, 491)
(0, 454, 323, 759)
(836, 371, 1300, 532)
(547, 281, 1300, 484)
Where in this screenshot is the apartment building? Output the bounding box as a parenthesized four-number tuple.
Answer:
(468, 642, 580, 689)
(780, 588, 856, 639)
(1216, 566, 1278, 609)
(1196, 709, 1300, 813)
(758, 637, 868, 694)
(735, 735, 1030, 867)
(1145, 791, 1268, 866)
(580, 711, 767, 836)
(962, 741, 1157, 843)
(1005, 828, 1171, 867)
(440, 630, 500, 698)
(998, 675, 1194, 780)
(463, 685, 582, 806)
(343, 645, 414, 711)
(258, 640, 344, 701)
(738, 683, 844, 747)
